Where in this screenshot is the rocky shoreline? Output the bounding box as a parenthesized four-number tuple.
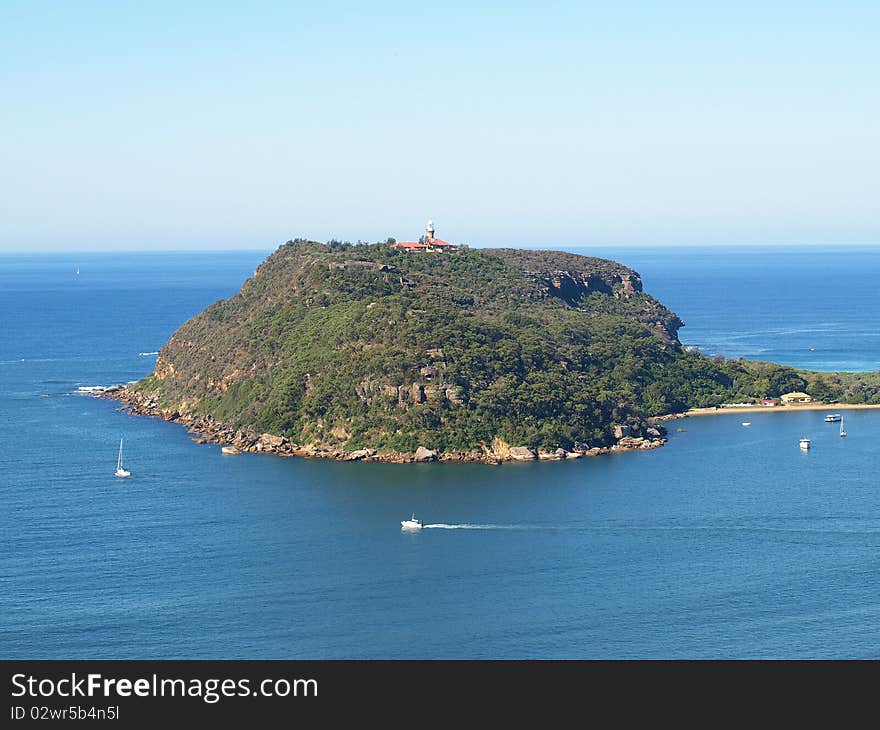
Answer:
(96, 386, 667, 464)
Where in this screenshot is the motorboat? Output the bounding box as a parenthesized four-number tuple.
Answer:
(741, 422, 751, 427)
(799, 438, 811, 450)
(401, 513, 423, 530)
(824, 414, 842, 423)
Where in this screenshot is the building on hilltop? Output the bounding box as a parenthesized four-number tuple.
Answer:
(391, 220, 458, 252)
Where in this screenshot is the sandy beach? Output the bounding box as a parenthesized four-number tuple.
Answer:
(686, 403, 880, 417)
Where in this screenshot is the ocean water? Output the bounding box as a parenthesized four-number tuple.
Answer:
(2, 246, 880, 659)
(587, 245, 880, 372)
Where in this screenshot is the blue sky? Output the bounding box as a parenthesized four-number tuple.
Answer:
(1, 1, 878, 251)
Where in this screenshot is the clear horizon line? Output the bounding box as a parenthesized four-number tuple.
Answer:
(2, 241, 880, 255)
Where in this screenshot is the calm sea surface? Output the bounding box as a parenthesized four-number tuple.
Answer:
(2, 246, 880, 658)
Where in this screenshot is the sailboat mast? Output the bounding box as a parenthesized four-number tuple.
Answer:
(117, 438, 123, 470)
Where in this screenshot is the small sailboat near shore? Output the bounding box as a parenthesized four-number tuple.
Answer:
(840, 416, 847, 438)
(115, 438, 130, 478)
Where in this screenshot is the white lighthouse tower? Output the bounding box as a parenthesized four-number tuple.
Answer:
(426, 219, 435, 244)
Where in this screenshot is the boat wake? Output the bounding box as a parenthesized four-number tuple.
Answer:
(423, 523, 535, 530)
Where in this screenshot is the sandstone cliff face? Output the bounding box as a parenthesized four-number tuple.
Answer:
(529, 268, 682, 343)
(485, 248, 682, 344)
(533, 269, 637, 302)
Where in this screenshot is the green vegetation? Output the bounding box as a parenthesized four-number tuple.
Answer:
(133, 240, 880, 453)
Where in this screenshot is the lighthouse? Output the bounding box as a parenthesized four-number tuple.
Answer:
(390, 220, 456, 251)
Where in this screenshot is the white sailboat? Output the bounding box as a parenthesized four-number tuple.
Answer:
(115, 438, 131, 478)
(840, 417, 847, 438)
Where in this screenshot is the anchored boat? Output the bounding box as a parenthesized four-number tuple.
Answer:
(799, 438, 811, 451)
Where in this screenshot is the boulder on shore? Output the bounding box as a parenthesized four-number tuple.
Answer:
(413, 446, 438, 462)
(259, 433, 287, 448)
(508, 446, 537, 461)
(537, 448, 566, 460)
(344, 448, 376, 461)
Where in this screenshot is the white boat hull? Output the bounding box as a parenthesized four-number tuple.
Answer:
(401, 520, 422, 530)
(115, 468, 130, 478)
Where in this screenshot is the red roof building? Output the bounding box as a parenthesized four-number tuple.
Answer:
(391, 220, 457, 252)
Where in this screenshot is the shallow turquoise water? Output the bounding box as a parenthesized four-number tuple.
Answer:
(2, 248, 879, 658)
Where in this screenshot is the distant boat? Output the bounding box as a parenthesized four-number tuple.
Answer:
(742, 422, 751, 427)
(76, 267, 80, 275)
(401, 513, 423, 530)
(221, 446, 241, 455)
(799, 438, 811, 451)
(824, 414, 841, 423)
(840, 417, 847, 438)
(115, 438, 130, 478)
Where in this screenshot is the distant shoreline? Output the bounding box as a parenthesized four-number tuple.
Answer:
(685, 403, 880, 417)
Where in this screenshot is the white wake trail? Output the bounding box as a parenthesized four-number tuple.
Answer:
(422, 523, 535, 530)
